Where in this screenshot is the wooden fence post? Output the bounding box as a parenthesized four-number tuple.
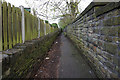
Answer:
(38, 18, 40, 38)
(44, 21, 46, 35)
(20, 6, 25, 43)
(0, 1, 2, 51)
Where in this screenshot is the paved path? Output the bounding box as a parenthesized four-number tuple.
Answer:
(33, 33, 97, 78)
(58, 33, 97, 78)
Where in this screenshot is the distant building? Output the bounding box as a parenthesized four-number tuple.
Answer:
(24, 8, 31, 13)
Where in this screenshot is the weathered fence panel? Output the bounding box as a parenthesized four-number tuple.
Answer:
(0, 2, 55, 51)
(0, 2, 2, 51)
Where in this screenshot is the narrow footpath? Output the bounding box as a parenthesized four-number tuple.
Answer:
(34, 33, 97, 78)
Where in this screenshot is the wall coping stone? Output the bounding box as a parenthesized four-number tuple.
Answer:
(72, 2, 108, 24)
(96, 2, 120, 17)
(72, 1, 120, 24)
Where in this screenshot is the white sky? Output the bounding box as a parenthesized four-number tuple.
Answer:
(4, 0, 93, 23)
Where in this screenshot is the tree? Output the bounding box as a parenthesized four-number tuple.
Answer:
(51, 23, 58, 28)
(45, 20, 49, 24)
(25, 0, 81, 28)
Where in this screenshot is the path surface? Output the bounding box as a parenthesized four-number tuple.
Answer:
(34, 33, 97, 78)
(59, 33, 96, 78)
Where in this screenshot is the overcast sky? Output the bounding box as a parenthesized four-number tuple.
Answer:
(4, 0, 93, 10)
(4, 0, 93, 23)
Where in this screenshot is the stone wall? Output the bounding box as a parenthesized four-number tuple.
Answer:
(2, 30, 61, 78)
(66, 2, 120, 78)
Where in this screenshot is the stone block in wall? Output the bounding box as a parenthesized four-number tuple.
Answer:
(113, 56, 119, 65)
(113, 16, 120, 26)
(97, 55, 106, 64)
(102, 51, 113, 63)
(87, 8, 94, 17)
(118, 67, 120, 77)
(106, 9, 119, 18)
(118, 48, 120, 56)
(89, 43, 94, 50)
(93, 38, 98, 47)
(109, 70, 118, 78)
(99, 65, 108, 77)
(2, 53, 10, 76)
(104, 42, 118, 55)
(118, 58, 120, 67)
(93, 28, 99, 34)
(86, 51, 95, 63)
(103, 16, 120, 26)
(96, 47, 102, 55)
(103, 18, 112, 26)
(101, 27, 118, 36)
(98, 40, 104, 50)
(104, 61, 115, 71)
(104, 36, 113, 42)
(113, 37, 120, 43)
(118, 26, 120, 37)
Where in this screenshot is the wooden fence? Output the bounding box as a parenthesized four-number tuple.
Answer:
(0, 2, 55, 51)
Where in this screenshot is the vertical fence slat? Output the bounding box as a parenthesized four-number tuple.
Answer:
(0, 2, 2, 51)
(18, 9, 22, 43)
(26, 11, 30, 40)
(16, 8, 20, 43)
(14, 9, 17, 45)
(12, 5, 16, 46)
(38, 18, 40, 38)
(30, 14, 32, 40)
(8, 3, 12, 49)
(35, 17, 38, 38)
(32, 16, 35, 39)
(40, 20, 44, 37)
(35, 17, 37, 38)
(3, 2, 8, 50)
(24, 10, 27, 41)
(28, 14, 31, 40)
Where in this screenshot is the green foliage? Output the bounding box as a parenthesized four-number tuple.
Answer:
(58, 1, 80, 29)
(51, 23, 58, 28)
(64, 32, 67, 36)
(45, 20, 49, 24)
